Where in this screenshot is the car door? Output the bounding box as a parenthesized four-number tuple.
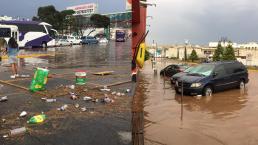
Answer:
(212, 65, 230, 92)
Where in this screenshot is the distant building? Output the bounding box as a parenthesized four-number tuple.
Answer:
(238, 42, 258, 50)
(0, 16, 13, 21)
(209, 42, 238, 48)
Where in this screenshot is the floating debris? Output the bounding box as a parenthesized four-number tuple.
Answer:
(58, 104, 68, 111)
(0, 96, 8, 102)
(83, 96, 92, 101)
(19, 111, 27, 117)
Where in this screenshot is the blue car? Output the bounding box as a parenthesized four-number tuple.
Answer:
(175, 61, 249, 96)
(81, 36, 98, 45)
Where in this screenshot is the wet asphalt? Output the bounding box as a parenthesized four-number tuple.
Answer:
(142, 59, 258, 145)
(0, 41, 133, 145)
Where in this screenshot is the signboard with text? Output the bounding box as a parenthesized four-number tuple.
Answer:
(67, 3, 98, 16)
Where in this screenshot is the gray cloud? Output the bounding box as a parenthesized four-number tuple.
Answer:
(147, 0, 258, 45)
(0, 0, 126, 19)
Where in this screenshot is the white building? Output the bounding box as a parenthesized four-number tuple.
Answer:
(238, 42, 258, 50)
(209, 42, 238, 48)
(0, 16, 12, 21)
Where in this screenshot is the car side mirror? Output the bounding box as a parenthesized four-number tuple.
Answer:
(213, 72, 218, 77)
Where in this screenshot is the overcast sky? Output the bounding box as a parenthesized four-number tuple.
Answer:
(146, 0, 258, 45)
(0, 0, 125, 19)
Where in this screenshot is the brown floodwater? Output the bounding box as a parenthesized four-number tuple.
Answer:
(142, 59, 258, 145)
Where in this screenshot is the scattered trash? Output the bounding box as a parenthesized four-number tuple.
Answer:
(2, 119, 6, 123)
(83, 96, 92, 101)
(41, 98, 57, 103)
(75, 70, 87, 85)
(9, 127, 26, 136)
(83, 89, 88, 92)
(121, 93, 125, 96)
(100, 86, 111, 92)
(27, 114, 47, 124)
(20, 74, 30, 78)
(58, 104, 68, 111)
(102, 95, 114, 103)
(92, 98, 99, 103)
(126, 89, 130, 93)
(0, 96, 8, 102)
(19, 111, 27, 117)
(111, 91, 116, 95)
(70, 93, 78, 100)
(74, 104, 80, 108)
(29, 68, 49, 92)
(68, 85, 75, 90)
(81, 107, 87, 112)
(93, 71, 114, 76)
(3, 134, 8, 138)
(116, 92, 121, 96)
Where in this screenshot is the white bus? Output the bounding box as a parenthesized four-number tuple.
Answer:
(0, 21, 57, 48)
(0, 24, 19, 42)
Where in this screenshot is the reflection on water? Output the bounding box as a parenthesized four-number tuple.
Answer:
(17, 41, 131, 69)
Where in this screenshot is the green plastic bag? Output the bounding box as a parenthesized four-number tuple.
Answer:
(27, 114, 47, 124)
(29, 68, 49, 92)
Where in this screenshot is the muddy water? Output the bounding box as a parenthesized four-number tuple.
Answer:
(142, 59, 258, 145)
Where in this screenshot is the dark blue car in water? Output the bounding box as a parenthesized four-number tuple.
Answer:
(81, 36, 98, 45)
(175, 61, 249, 96)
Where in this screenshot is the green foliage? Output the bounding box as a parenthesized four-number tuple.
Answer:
(222, 44, 236, 61)
(90, 14, 110, 28)
(213, 43, 224, 61)
(33, 5, 75, 33)
(145, 50, 150, 61)
(189, 49, 199, 62)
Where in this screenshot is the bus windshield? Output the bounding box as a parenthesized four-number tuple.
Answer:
(0, 28, 11, 37)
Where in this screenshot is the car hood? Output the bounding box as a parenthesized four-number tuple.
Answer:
(177, 74, 206, 83)
(172, 72, 186, 79)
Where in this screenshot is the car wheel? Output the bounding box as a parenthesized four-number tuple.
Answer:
(203, 86, 212, 97)
(238, 80, 245, 89)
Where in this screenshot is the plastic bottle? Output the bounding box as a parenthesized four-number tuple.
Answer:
(45, 99, 56, 103)
(0, 96, 8, 102)
(27, 114, 47, 124)
(9, 127, 26, 136)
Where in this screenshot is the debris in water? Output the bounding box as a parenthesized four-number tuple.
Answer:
(19, 111, 27, 117)
(83, 96, 92, 101)
(0, 96, 8, 102)
(27, 114, 47, 124)
(58, 104, 68, 111)
(9, 127, 26, 136)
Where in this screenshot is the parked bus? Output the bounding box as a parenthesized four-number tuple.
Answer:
(0, 24, 19, 42)
(0, 21, 57, 48)
(115, 30, 126, 42)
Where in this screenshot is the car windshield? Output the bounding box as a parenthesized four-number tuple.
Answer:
(183, 67, 194, 73)
(188, 64, 215, 76)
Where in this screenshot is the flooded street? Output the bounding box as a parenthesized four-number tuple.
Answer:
(142, 59, 258, 145)
(0, 41, 133, 145)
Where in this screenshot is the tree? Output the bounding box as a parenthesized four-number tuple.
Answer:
(37, 5, 59, 29)
(90, 14, 110, 28)
(189, 49, 198, 62)
(213, 43, 224, 61)
(222, 44, 236, 61)
(33, 5, 75, 33)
